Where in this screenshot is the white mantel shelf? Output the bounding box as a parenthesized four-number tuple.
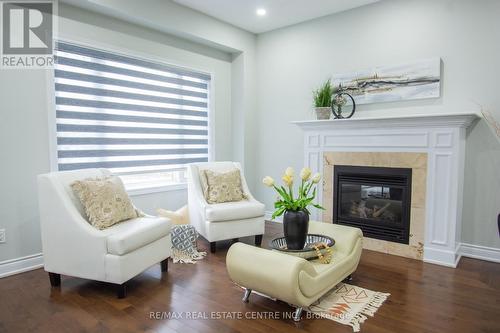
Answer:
(293, 112, 480, 268)
(292, 112, 479, 130)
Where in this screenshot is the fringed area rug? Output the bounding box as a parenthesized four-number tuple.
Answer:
(307, 283, 390, 332)
(171, 225, 206, 264)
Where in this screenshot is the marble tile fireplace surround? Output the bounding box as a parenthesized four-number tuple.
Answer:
(293, 113, 479, 267)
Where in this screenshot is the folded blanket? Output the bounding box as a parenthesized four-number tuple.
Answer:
(171, 224, 206, 264)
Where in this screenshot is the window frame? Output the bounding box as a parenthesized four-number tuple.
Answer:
(46, 38, 215, 195)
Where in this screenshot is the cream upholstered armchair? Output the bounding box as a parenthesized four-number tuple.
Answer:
(37, 168, 172, 298)
(187, 162, 265, 253)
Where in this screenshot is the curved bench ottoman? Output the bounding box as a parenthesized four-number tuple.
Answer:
(226, 221, 363, 321)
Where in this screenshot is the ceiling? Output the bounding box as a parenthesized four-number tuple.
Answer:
(173, 0, 379, 34)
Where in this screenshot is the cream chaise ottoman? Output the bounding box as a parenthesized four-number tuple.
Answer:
(226, 221, 363, 321)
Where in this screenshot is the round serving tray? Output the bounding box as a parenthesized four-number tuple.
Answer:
(270, 234, 335, 260)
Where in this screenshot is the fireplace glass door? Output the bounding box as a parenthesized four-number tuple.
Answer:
(333, 165, 412, 244)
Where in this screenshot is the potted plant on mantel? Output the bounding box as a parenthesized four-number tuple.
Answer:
(263, 167, 324, 250)
(313, 79, 333, 120)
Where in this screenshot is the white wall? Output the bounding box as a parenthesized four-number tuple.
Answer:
(0, 70, 51, 263)
(255, 0, 500, 249)
(0, 3, 234, 263)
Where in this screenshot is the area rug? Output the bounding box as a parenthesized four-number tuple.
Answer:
(307, 283, 390, 332)
(171, 224, 206, 264)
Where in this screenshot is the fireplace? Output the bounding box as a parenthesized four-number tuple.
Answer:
(333, 165, 412, 244)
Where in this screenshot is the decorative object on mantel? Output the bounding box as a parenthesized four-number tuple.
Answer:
(332, 58, 441, 105)
(331, 92, 356, 119)
(313, 79, 333, 119)
(262, 167, 324, 250)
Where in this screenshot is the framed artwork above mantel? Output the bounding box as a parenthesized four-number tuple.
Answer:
(332, 58, 441, 105)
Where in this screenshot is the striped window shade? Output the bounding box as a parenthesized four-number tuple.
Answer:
(54, 41, 210, 190)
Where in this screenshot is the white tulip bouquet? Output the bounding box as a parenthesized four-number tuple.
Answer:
(263, 167, 325, 219)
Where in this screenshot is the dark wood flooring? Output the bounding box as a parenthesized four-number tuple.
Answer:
(1, 222, 499, 333)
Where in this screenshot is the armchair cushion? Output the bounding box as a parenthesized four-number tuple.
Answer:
(105, 216, 171, 255)
(205, 200, 265, 222)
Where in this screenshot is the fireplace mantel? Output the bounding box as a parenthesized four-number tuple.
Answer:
(293, 112, 479, 267)
(292, 112, 479, 130)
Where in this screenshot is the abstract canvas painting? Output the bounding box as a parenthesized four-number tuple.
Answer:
(332, 58, 441, 105)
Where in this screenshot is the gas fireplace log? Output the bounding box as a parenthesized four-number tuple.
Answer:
(350, 200, 392, 219)
(373, 202, 391, 218)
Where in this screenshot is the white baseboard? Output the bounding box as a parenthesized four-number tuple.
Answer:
(265, 211, 282, 223)
(0, 253, 44, 278)
(460, 243, 500, 263)
(423, 246, 461, 268)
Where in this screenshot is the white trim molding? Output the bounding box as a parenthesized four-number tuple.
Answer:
(460, 243, 500, 263)
(294, 112, 480, 267)
(292, 112, 479, 130)
(127, 183, 187, 197)
(0, 253, 44, 279)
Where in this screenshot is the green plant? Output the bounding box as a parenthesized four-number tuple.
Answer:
(313, 79, 333, 107)
(262, 167, 325, 219)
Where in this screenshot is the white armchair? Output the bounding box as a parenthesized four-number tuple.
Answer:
(187, 162, 265, 253)
(37, 168, 172, 298)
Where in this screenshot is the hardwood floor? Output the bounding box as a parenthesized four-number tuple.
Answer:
(0, 221, 499, 333)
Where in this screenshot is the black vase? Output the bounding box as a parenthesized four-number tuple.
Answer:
(283, 210, 310, 250)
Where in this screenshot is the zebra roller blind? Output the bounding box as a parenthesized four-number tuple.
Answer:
(54, 41, 210, 189)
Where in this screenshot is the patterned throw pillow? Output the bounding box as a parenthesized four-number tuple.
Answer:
(203, 169, 247, 204)
(71, 176, 140, 230)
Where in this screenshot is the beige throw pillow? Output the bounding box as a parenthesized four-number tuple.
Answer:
(203, 169, 247, 204)
(71, 176, 139, 230)
(157, 205, 189, 225)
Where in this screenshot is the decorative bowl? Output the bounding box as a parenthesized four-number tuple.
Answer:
(270, 234, 335, 260)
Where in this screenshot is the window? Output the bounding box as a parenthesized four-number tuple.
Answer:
(53, 41, 210, 191)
